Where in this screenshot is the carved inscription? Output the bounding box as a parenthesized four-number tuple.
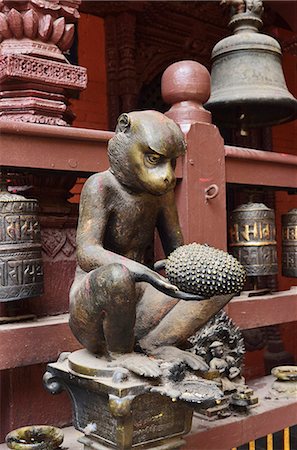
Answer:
(229, 204, 278, 276)
(282, 210, 297, 277)
(132, 393, 188, 445)
(282, 226, 297, 241)
(69, 386, 117, 445)
(0, 251, 43, 301)
(0, 198, 43, 301)
(229, 221, 276, 245)
(4, 216, 40, 242)
(232, 246, 278, 276)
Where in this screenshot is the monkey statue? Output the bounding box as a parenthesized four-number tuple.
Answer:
(69, 111, 233, 378)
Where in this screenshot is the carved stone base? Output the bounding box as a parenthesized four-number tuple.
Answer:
(44, 351, 193, 450)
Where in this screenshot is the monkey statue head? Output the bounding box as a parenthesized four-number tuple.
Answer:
(108, 111, 186, 195)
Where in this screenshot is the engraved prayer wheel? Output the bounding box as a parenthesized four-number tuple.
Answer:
(282, 208, 297, 277)
(229, 203, 278, 276)
(0, 187, 43, 302)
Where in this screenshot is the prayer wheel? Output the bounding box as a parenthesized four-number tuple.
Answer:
(282, 209, 297, 278)
(229, 203, 278, 276)
(0, 187, 43, 302)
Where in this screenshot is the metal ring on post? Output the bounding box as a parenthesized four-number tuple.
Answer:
(205, 184, 219, 200)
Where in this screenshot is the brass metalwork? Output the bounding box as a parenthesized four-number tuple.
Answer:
(271, 365, 297, 382)
(229, 202, 278, 276)
(6, 425, 63, 450)
(206, 0, 297, 130)
(44, 356, 193, 450)
(0, 181, 43, 301)
(270, 365, 297, 398)
(282, 208, 297, 278)
(43, 110, 253, 450)
(69, 110, 234, 379)
(165, 243, 246, 297)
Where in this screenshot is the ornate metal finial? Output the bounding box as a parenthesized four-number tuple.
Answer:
(221, 0, 264, 35)
(221, 0, 263, 17)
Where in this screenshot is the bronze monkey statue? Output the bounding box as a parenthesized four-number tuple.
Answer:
(69, 111, 232, 377)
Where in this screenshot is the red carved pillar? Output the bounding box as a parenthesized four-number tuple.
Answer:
(0, 1, 88, 440)
(161, 60, 227, 250)
(0, 0, 87, 125)
(105, 11, 138, 128)
(117, 12, 138, 114)
(104, 15, 120, 130)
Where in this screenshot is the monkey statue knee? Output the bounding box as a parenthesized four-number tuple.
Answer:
(69, 263, 137, 355)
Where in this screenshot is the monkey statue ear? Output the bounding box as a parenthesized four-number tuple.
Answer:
(115, 113, 131, 133)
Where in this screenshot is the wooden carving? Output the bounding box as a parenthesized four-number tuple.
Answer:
(0, 0, 87, 125)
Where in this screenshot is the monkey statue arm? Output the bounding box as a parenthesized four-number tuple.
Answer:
(76, 173, 180, 296)
(76, 174, 201, 301)
(157, 190, 184, 256)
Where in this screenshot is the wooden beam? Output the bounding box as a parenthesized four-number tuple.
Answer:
(1, 288, 297, 370)
(225, 146, 297, 189)
(228, 287, 297, 329)
(0, 121, 112, 173)
(0, 314, 81, 370)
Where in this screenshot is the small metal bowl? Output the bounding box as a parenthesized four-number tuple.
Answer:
(6, 425, 64, 450)
(271, 365, 297, 381)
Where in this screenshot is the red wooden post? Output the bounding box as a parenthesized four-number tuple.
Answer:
(162, 60, 227, 251)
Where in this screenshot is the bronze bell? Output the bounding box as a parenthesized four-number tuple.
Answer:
(0, 180, 43, 302)
(205, 0, 297, 131)
(229, 202, 278, 276)
(282, 209, 297, 277)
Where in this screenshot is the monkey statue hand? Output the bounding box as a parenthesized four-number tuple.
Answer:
(134, 262, 204, 301)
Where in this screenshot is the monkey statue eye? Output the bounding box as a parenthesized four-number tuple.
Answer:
(145, 153, 161, 165)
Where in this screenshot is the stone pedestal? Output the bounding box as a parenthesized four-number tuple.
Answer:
(44, 350, 193, 450)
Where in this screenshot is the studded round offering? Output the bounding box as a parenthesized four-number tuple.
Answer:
(165, 243, 246, 297)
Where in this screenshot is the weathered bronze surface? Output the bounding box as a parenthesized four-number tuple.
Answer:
(188, 311, 258, 417)
(6, 425, 63, 450)
(205, 0, 297, 130)
(69, 110, 234, 377)
(229, 202, 278, 276)
(0, 182, 43, 301)
(44, 111, 251, 448)
(189, 311, 245, 376)
(165, 243, 246, 297)
(282, 209, 297, 277)
(44, 355, 193, 450)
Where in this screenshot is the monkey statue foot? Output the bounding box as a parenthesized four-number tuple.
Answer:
(107, 352, 162, 378)
(148, 346, 209, 372)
